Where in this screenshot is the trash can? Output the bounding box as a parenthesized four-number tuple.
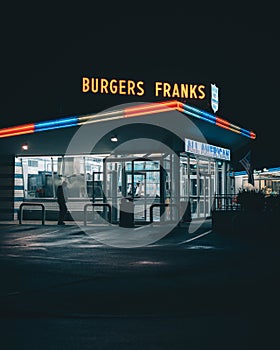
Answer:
(119, 197, 134, 227)
(180, 201, 192, 223)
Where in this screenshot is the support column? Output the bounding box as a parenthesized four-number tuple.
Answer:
(159, 157, 166, 219)
(0, 155, 15, 221)
(226, 163, 231, 196)
(111, 168, 118, 223)
(221, 162, 227, 209)
(173, 153, 180, 222)
(187, 155, 190, 200)
(222, 162, 226, 195)
(197, 158, 200, 218)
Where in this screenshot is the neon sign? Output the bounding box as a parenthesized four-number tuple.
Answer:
(185, 138, 231, 161)
(82, 77, 206, 100)
(0, 101, 256, 140)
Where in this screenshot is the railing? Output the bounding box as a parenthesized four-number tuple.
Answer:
(149, 203, 180, 223)
(83, 203, 112, 226)
(19, 202, 46, 225)
(212, 195, 240, 211)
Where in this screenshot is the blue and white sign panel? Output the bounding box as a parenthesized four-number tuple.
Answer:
(211, 83, 219, 113)
(185, 138, 231, 161)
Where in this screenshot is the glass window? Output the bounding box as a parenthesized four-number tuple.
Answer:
(21, 157, 53, 198)
(20, 155, 106, 199)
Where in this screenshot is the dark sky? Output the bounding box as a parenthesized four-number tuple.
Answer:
(0, 12, 278, 169)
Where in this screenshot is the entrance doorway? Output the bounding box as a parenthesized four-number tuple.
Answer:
(199, 174, 212, 218)
(102, 154, 172, 224)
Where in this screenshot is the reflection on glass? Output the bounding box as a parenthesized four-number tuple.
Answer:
(18, 153, 228, 222)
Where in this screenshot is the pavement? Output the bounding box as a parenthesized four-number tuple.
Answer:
(0, 220, 279, 349)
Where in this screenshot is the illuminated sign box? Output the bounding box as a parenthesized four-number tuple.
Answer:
(185, 138, 231, 161)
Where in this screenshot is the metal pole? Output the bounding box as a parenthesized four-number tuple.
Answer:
(83, 156, 87, 198)
(173, 153, 180, 222)
(51, 157, 55, 198)
(197, 157, 200, 218)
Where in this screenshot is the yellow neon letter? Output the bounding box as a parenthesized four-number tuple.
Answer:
(198, 85, 206, 99)
(91, 78, 99, 93)
(110, 79, 118, 94)
(119, 80, 127, 95)
(154, 82, 162, 97)
(100, 78, 109, 94)
(180, 84, 188, 98)
(163, 83, 171, 97)
(172, 83, 180, 98)
(82, 77, 90, 92)
(190, 85, 198, 98)
(136, 81, 145, 96)
(127, 80, 136, 95)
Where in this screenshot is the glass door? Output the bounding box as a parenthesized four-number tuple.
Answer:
(125, 168, 161, 222)
(103, 156, 163, 224)
(199, 174, 211, 218)
(125, 171, 146, 221)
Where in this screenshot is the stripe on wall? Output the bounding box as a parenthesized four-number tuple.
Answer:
(14, 178, 23, 186)
(15, 173, 24, 178)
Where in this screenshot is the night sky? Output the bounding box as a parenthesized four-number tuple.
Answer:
(0, 13, 278, 169)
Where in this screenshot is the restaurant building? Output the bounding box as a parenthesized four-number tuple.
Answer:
(0, 100, 256, 224)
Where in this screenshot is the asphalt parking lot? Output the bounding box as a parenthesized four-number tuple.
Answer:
(0, 221, 279, 349)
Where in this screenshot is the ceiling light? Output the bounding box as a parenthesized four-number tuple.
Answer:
(21, 142, 29, 151)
